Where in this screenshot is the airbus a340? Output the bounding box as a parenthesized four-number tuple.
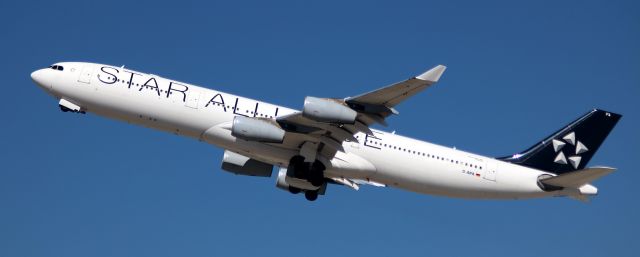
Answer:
(31, 62, 621, 201)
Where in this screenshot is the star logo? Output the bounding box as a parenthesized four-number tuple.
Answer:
(552, 131, 588, 169)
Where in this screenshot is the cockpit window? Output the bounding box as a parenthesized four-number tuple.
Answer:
(50, 65, 64, 71)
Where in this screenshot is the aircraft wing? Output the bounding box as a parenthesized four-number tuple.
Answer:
(346, 65, 446, 110)
(273, 65, 446, 153)
(342, 64, 446, 126)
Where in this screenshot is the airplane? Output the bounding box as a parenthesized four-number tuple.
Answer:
(31, 62, 621, 202)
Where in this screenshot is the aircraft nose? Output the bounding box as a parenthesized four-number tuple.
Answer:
(31, 69, 49, 89)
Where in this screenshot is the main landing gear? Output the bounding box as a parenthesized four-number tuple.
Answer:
(287, 155, 326, 201)
(304, 190, 319, 201)
(287, 186, 319, 201)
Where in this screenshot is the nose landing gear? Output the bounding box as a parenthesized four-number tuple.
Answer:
(59, 105, 86, 114)
(59, 99, 85, 114)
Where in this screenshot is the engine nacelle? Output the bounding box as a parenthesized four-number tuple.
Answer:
(221, 150, 273, 177)
(231, 116, 285, 143)
(302, 96, 357, 124)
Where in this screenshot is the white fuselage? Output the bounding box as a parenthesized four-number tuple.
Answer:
(32, 62, 559, 199)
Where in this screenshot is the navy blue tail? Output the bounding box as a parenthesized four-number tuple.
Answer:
(499, 109, 621, 174)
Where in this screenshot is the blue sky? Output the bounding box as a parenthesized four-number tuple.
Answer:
(1, 0, 638, 256)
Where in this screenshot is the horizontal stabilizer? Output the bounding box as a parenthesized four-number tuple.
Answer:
(540, 166, 615, 188)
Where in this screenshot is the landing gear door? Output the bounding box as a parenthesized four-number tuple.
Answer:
(484, 160, 497, 182)
(78, 65, 94, 84)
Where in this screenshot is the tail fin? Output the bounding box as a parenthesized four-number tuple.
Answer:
(499, 109, 621, 174)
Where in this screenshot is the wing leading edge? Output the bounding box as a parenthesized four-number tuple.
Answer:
(346, 64, 446, 108)
(275, 64, 446, 153)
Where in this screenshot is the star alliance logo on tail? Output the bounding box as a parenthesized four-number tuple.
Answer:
(552, 131, 589, 169)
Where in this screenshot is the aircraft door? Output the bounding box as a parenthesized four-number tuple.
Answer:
(78, 65, 94, 84)
(484, 160, 497, 181)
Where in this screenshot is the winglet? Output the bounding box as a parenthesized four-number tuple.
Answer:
(416, 65, 447, 82)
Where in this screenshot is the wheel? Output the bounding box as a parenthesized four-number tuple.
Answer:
(309, 174, 324, 187)
(288, 155, 308, 179)
(289, 155, 305, 165)
(304, 190, 318, 201)
(308, 161, 325, 187)
(288, 186, 302, 194)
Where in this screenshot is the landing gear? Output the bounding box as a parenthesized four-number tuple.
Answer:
(308, 161, 325, 187)
(59, 105, 85, 114)
(58, 99, 85, 114)
(288, 155, 325, 186)
(287, 155, 326, 201)
(289, 155, 307, 178)
(288, 186, 302, 194)
(304, 190, 319, 201)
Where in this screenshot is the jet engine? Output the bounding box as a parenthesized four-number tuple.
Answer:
(221, 150, 273, 177)
(231, 116, 285, 143)
(302, 96, 357, 124)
